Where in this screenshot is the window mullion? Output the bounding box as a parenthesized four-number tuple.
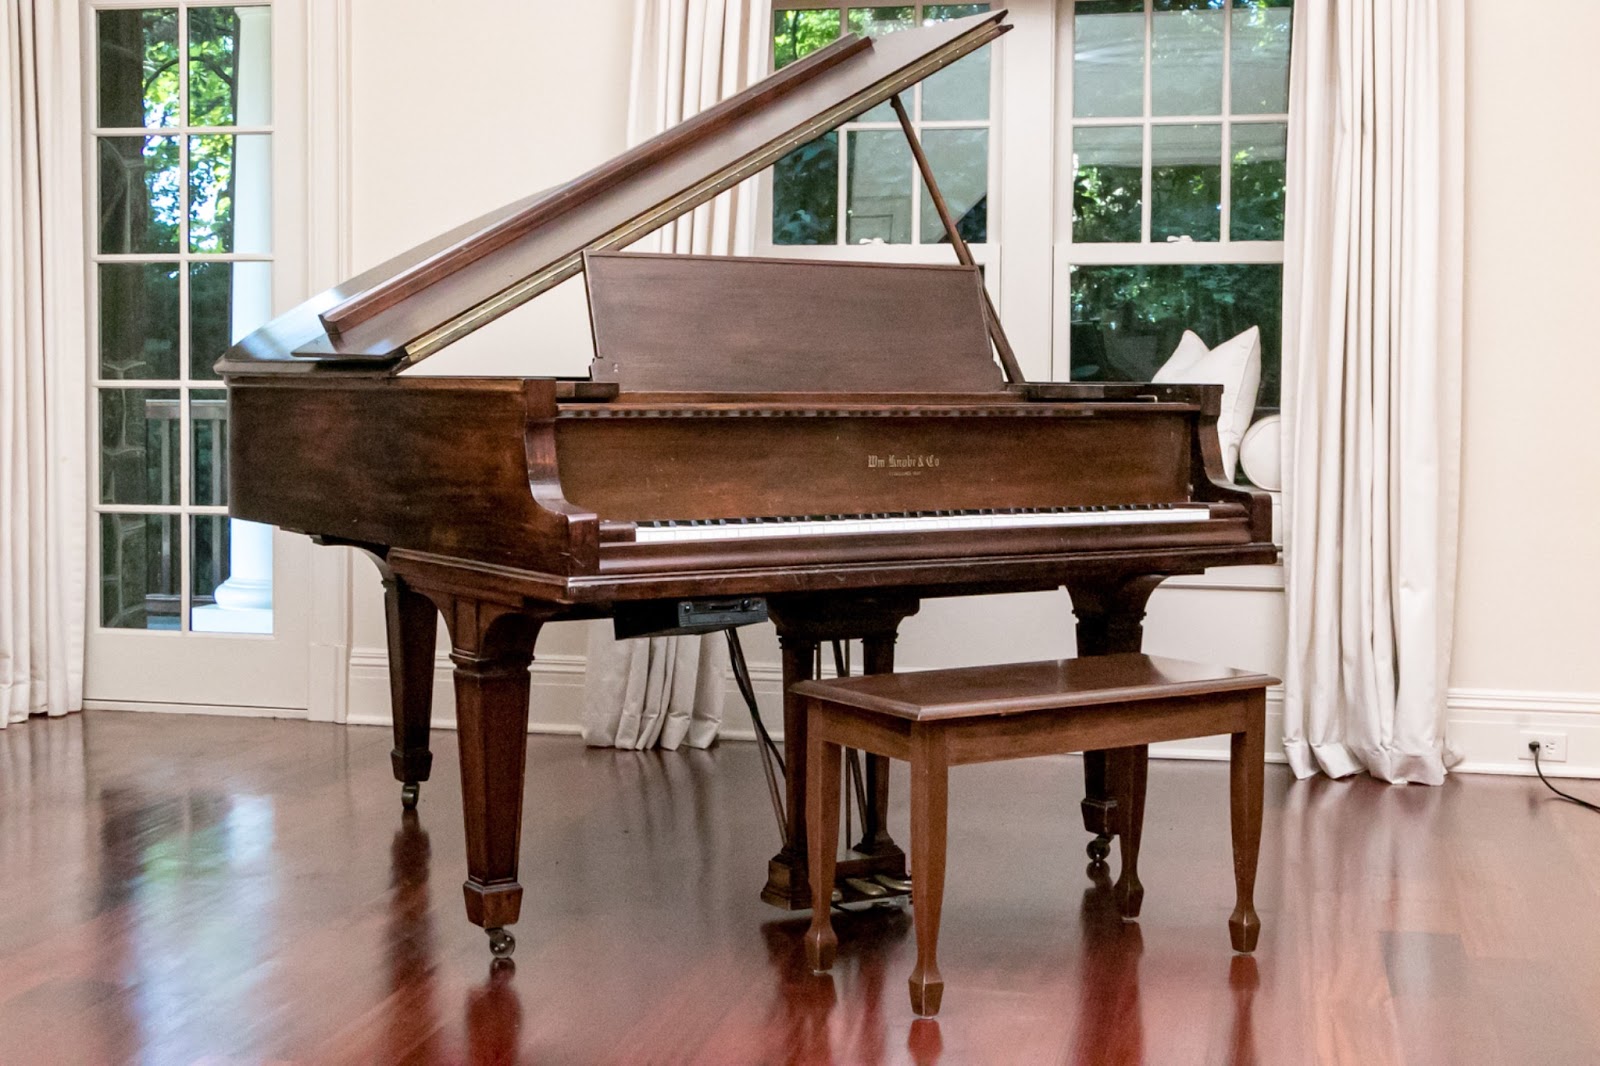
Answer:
(837, 123, 850, 245)
(177, 4, 192, 632)
(1140, 0, 1153, 244)
(1220, 0, 1234, 245)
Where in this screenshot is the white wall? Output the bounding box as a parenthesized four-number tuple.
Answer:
(1433, 0, 1600, 775)
(337, 0, 1600, 778)
(1454, 0, 1600, 695)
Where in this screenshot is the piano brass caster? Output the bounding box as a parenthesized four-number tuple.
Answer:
(1087, 834, 1112, 863)
(400, 782, 420, 810)
(486, 927, 516, 959)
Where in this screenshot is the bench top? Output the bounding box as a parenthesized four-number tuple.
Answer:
(791, 654, 1278, 722)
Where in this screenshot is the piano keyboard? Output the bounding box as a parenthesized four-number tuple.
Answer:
(634, 503, 1212, 543)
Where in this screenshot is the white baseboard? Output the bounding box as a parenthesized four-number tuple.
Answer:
(1441, 688, 1600, 780)
(344, 648, 1600, 779)
(83, 698, 308, 719)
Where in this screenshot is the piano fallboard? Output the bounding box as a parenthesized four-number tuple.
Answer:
(554, 401, 1201, 523)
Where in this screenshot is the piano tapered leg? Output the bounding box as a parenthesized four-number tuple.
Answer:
(761, 633, 820, 908)
(1067, 575, 1167, 862)
(422, 592, 546, 956)
(858, 633, 898, 860)
(380, 570, 439, 810)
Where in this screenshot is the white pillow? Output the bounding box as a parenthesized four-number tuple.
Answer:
(1237, 413, 1282, 491)
(1151, 326, 1261, 481)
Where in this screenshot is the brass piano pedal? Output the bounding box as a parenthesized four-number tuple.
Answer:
(831, 887, 844, 904)
(844, 877, 890, 899)
(873, 873, 913, 895)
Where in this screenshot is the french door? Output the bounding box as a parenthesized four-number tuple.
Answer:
(83, 0, 311, 712)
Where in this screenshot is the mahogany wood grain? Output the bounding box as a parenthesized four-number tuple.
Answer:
(798, 655, 1275, 720)
(228, 376, 596, 572)
(1230, 699, 1266, 953)
(555, 409, 1195, 522)
(414, 588, 551, 936)
(799, 654, 1272, 1016)
(906, 724, 950, 1017)
(1111, 744, 1148, 918)
(805, 736, 845, 972)
(373, 554, 439, 793)
(586, 253, 1001, 394)
(6, 711, 1600, 1064)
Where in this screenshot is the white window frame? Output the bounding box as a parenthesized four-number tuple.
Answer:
(1051, 0, 1289, 384)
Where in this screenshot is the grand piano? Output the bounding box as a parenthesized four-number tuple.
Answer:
(219, 9, 1275, 958)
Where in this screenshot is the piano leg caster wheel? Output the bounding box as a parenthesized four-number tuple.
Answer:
(400, 782, 420, 810)
(1087, 834, 1111, 863)
(486, 927, 516, 959)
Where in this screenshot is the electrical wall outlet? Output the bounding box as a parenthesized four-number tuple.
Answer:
(1520, 731, 1569, 762)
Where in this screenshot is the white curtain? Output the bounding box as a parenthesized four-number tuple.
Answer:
(1280, 0, 1465, 783)
(581, 0, 771, 750)
(1, 2, 88, 727)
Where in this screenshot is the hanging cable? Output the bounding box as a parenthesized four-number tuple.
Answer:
(725, 628, 787, 848)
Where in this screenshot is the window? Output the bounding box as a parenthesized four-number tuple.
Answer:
(92, 4, 275, 633)
(1061, 0, 1291, 412)
(766, 3, 998, 253)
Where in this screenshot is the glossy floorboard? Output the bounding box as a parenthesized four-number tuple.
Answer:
(1, 712, 1598, 1065)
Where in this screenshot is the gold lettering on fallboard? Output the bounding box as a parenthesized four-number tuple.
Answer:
(866, 454, 941, 473)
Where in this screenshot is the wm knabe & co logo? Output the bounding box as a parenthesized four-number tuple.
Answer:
(867, 454, 941, 470)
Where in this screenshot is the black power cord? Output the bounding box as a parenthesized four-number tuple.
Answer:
(725, 628, 788, 847)
(1529, 741, 1600, 815)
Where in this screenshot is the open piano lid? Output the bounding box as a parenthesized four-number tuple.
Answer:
(217, 9, 1010, 376)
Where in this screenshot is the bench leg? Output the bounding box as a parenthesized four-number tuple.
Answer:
(1111, 745, 1148, 919)
(907, 727, 949, 1017)
(1229, 705, 1265, 953)
(804, 725, 844, 973)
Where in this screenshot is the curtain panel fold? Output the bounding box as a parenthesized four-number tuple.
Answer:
(582, 0, 772, 750)
(1, 1, 88, 727)
(1280, 0, 1465, 783)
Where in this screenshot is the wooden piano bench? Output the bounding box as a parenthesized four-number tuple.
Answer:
(794, 653, 1276, 1017)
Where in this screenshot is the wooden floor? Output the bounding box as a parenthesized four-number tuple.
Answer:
(1, 712, 1598, 1065)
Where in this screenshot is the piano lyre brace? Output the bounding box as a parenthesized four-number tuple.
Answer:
(219, 9, 1276, 957)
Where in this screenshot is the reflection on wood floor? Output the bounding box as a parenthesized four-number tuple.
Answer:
(1, 711, 1597, 1064)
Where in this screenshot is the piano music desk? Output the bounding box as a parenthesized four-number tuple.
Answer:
(796, 653, 1275, 1017)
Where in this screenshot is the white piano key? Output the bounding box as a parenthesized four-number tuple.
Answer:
(632, 504, 1214, 544)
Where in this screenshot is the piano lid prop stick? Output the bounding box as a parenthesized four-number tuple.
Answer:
(889, 94, 1025, 384)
